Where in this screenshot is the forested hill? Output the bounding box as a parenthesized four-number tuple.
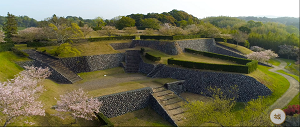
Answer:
(0, 15, 38, 28)
(236, 16, 299, 29)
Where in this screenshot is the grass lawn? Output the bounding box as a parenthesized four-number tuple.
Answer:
(277, 70, 299, 82)
(278, 58, 299, 76)
(37, 40, 132, 57)
(109, 107, 172, 126)
(283, 93, 300, 109)
(143, 48, 240, 65)
(0, 51, 30, 81)
(217, 42, 253, 54)
(268, 59, 281, 66)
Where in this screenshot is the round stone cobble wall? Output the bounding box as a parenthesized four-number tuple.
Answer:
(60, 53, 125, 73)
(97, 87, 152, 118)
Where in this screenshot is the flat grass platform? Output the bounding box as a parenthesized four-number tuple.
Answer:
(217, 42, 253, 55)
(124, 47, 241, 65)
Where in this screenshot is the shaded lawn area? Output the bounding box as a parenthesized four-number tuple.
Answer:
(278, 58, 299, 76)
(217, 42, 253, 55)
(37, 40, 132, 58)
(0, 51, 30, 82)
(109, 107, 172, 126)
(142, 47, 240, 65)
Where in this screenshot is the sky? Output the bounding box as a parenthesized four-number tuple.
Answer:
(0, 0, 299, 21)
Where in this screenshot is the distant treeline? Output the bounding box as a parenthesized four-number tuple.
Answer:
(0, 10, 298, 30)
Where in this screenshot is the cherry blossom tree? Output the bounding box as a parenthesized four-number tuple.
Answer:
(246, 50, 278, 63)
(80, 24, 94, 38)
(278, 44, 298, 59)
(55, 88, 102, 124)
(250, 46, 265, 52)
(98, 26, 117, 36)
(123, 26, 137, 36)
(0, 66, 51, 127)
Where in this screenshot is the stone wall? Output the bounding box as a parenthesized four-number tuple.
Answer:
(97, 87, 152, 118)
(176, 38, 216, 53)
(60, 53, 125, 73)
(110, 43, 131, 50)
(164, 80, 186, 95)
(130, 39, 217, 55)
(139, 60, 272, 102)
(138, 56, 155, 74)
(16, 60, 71, 84)
(130, 40, 179, 55)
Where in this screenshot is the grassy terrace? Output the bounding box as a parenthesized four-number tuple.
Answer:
(140, 47, 240, 65)
(35, 40, 132, 57)
(217, 42, 253, 55)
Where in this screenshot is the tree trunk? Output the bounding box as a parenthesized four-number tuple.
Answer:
(4, 117, 13, 127)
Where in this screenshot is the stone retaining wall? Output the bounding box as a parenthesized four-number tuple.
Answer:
(109, 43, 131, 50)
(164, 80, 186, 95)
(16, 60, 71, 84)
(60, 53, 125, 73)
(130, 40, 179, 55)
(214, 46, 247, 59)
(176, 38, 216, 53)
(139, 60, 272, 102)
(97, 87, 152, 118)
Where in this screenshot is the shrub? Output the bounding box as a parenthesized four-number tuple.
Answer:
(0, 43, 14, 52)
(284, 105, 300, 116)
(53, 43, 81, 57)
(145, 53, 161, 61)
(88, 36, 135, 42)
(95, 112, 114, 127)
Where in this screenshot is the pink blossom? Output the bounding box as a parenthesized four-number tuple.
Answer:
(0, 66, 51, 127)
(55, 88, 102, 123)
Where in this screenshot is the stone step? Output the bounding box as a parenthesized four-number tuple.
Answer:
(152, 90, 173, 97)
(164, 101, 185, 110)
(162, 98, 183, 106)
(152, 87, 167, 93)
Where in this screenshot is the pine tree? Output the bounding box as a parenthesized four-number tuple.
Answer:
(2, 12, 17, 43)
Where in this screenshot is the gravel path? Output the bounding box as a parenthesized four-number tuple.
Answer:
(267, 59, 299, 112)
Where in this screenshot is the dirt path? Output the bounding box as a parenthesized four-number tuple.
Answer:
(267, 59, 299, 112)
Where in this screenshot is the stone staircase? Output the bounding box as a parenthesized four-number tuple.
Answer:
(152, 86, 190, 126)
(125, 50, 140, 73)
(23, 50, 82, 83)
(147, 64, 165, 77)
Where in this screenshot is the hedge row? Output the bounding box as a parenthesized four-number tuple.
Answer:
(0, 43, 14, 52)
(140, 35, 173, 40)
(88, 36, 135, 42)
(95, 112, 114, 127)
(11, 47, 29, 57)
(140, 35, 205, 40)
(173, 34, 205, 40)
(145, 53, 161, 61)
(185, 48, 250, 64)
(167, 58, 255, 74)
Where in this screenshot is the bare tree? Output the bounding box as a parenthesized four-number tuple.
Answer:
(80, 24, 94, 38)
(232, 31, 248, 47)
